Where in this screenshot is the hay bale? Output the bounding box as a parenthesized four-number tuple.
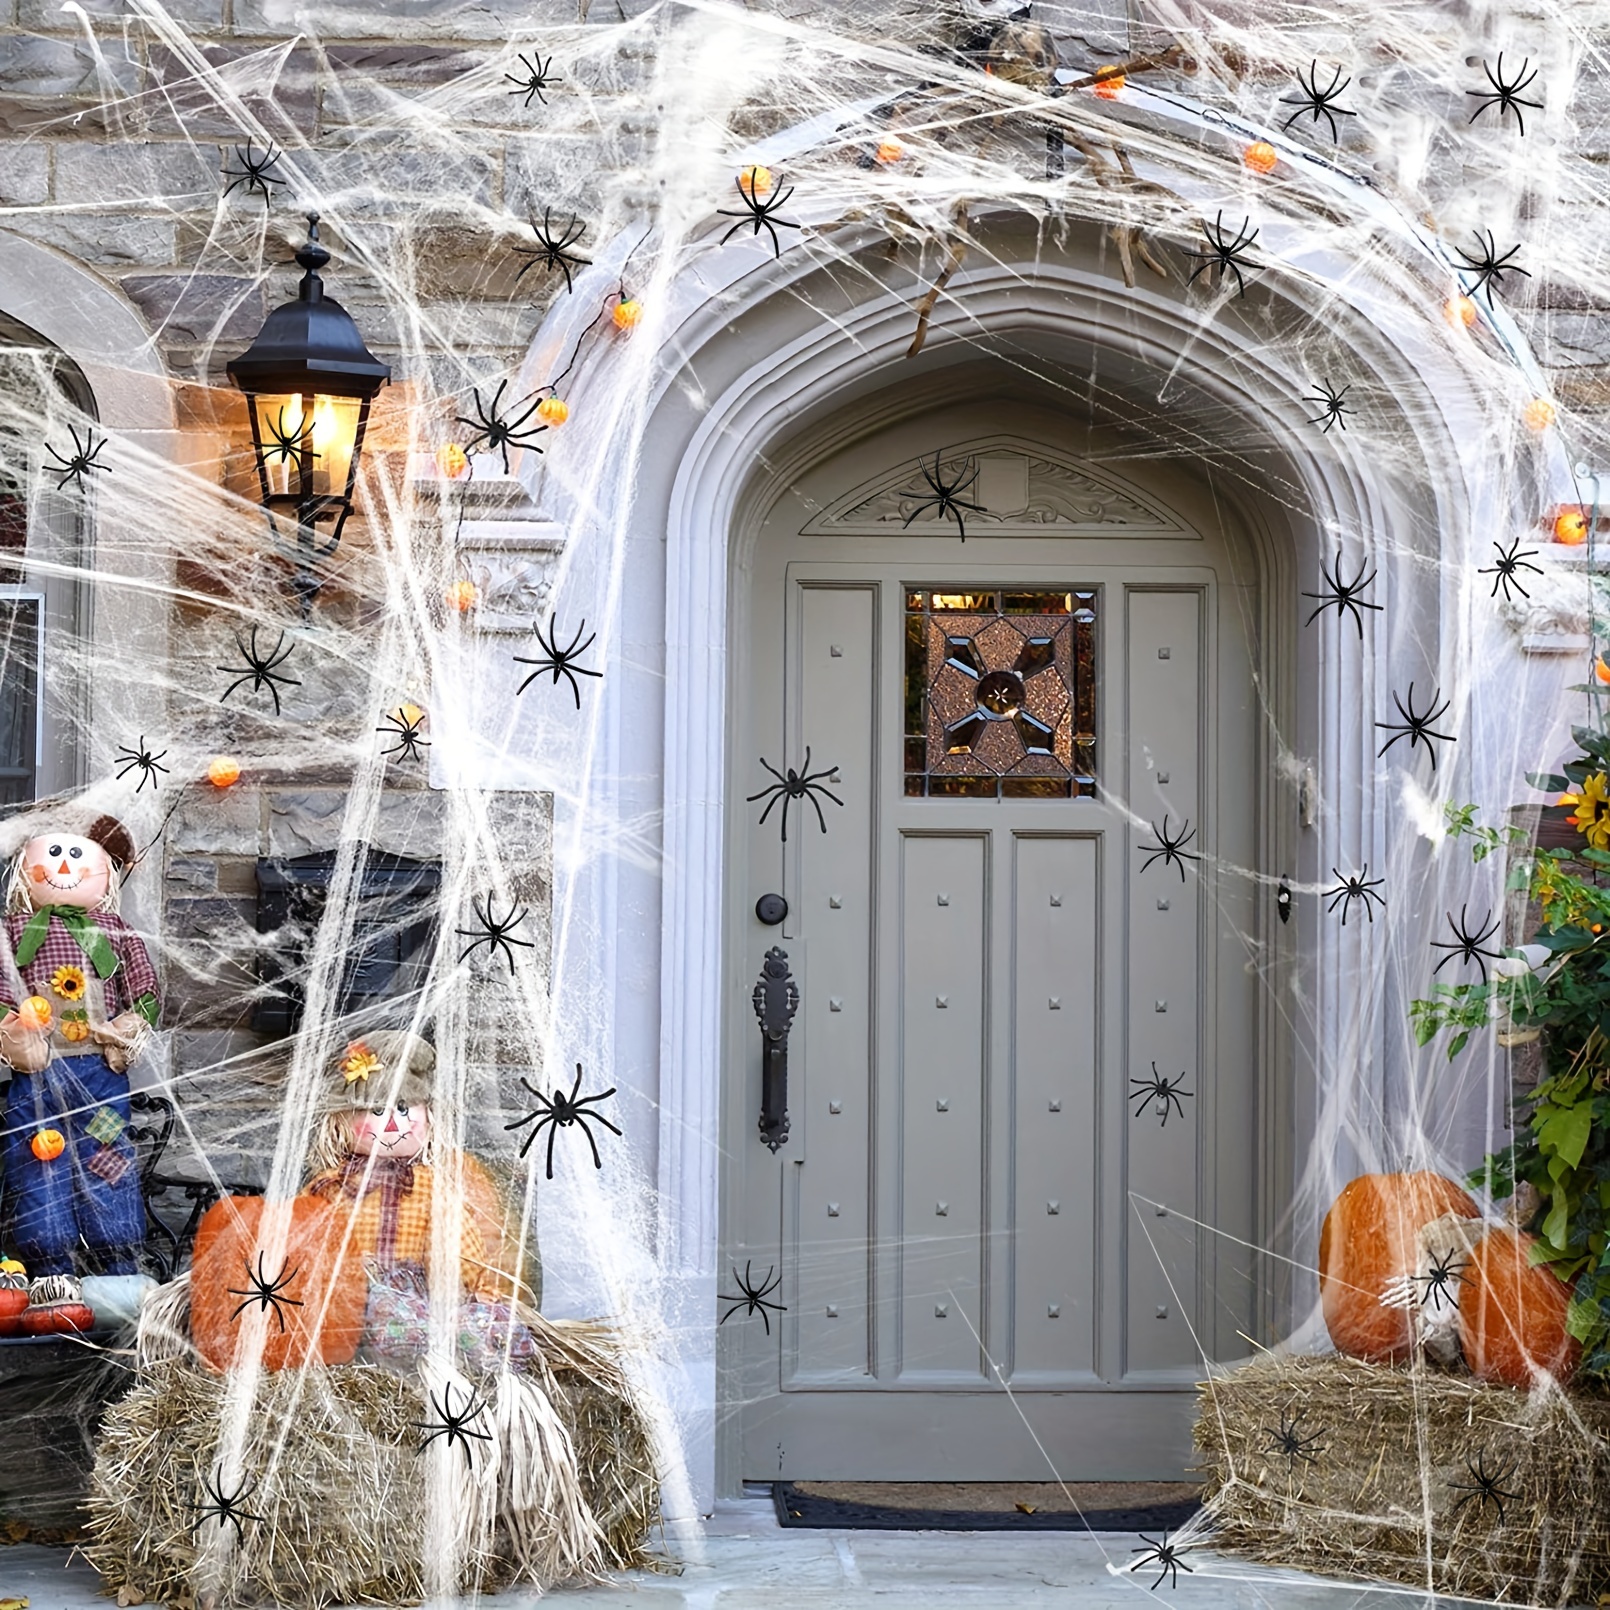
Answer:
(83, 1355, 659, 1609)
(1195, 1353, 1610, 1606)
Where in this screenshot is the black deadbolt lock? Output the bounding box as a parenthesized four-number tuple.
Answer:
(755, 892, 788, 926)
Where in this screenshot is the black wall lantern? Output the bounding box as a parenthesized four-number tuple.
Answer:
(227, 212, 390, 613)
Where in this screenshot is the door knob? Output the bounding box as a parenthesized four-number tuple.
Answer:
(755, 892, 788, 926)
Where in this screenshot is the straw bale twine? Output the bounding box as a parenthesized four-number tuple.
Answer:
(1195, 1353, 1610, 1606)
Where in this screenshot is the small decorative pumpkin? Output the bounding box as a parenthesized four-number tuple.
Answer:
(16, 996, 51, 1031)
(190, 1194, 366, 1372)
(1444, 294, 1478, 329)
(435, 442, 471, 480)
(1319, 1172, 1479, 1362)
(30, 1128, 65, 1163)
(1457, 1226, 1580, 1388)
(612, 295, 643, 331)
(446, 579, 478, 612)
(207, 755, 241, 789)
(536, 395, 569, 427)
(874, 137, 905, 164)
(1523, 397, 1557, 431)
(1092, 66, 1125, 99)
(739, 164, 772, 197)
(1554, 507, 1590, 545)
(1243, 141, 1278, 174)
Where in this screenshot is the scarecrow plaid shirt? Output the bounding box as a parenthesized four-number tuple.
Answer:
(0, 909, 160, 1025)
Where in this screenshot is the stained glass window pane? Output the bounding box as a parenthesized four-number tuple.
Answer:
(902, 588, 1096, 800)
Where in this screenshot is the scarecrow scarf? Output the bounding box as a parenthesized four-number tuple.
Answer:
(309, 1154, 418, 1268)
(16, 906, 119, 978)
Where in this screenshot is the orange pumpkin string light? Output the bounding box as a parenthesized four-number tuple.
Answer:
(738, 164, 773, 197)
(1523, 397, 1557, 431)
(874, 137, 905, 164)
(1092, 66, 1125, 98)
(536, 396, 569, 427)
(612, 294, 643, 331)
(1444, 294, 1479, 329)
(446, 579, 478, 612)
(1243, 141, 1278, 174)
(207, 755, 242, 789)
(435, 442, 470, 480)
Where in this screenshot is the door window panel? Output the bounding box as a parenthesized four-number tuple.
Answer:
(0, 595, 41, 807)
(903, 587, 1096, 799)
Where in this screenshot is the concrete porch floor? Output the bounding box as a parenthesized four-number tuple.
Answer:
(0, 1498, 1479, 1609)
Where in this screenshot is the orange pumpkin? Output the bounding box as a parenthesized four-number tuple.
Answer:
(739, 164, 773, 197)
(17, 996, 51, 1031)
(446, 579, 478, 612)
(1243, 141, 1278, 174)
(435, 442, 470, 480)
(1555, 508, 1590, 545)
(1457, 1227, 1580, 1388)
(190, 1195, 366, 1372)
(1092, 67, 1125, 98)
(612, 296, 643, 331)
(1523, 397, 1557, 432)
(1319, 1172, 1479, 1362)
(536, 396, 569, 427)
(1444, 294, 1478, 330)
(30, 1129, 64, 1163)
(874, 138, 905, 164)
(207, 755, 241, 789)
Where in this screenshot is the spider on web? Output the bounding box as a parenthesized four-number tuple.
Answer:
(1260, 1409, 1326, 1467)
(1324, 866, 1386, 925)
(1478, 537, 1543, 603)
(1276, 879, 1293, 924)
(1279, 60, 1356, 142)
(1138, 815, 1200, 879)
(1302, 550, 1382, 636)
(1376, 683, 1456, 770)
(1132, 1530, 1195, 1591)
(456, 378, 547, 473)
(456, 895, 535, 974)
(1449, 1448, 1522, 1526)
(1186, 212, 1261, 299)
(1413, 1247, 1472, 1314)
(260, 401, 316, 470)
(114, 736, 169, 793)
(217, 627, 300, 717)
(1431, 905, 1503, 983)
(901, 453, 985, 541)
(223, 140, 285, 202)
(504, 1062, 621, 1180)
(748, 748, 845, 842)
(187, 1465, 264, 1541)
(513, 614, 602, 706)
(417, 1383, 493, 1468)
(1303, 379, 1353, 433)
(513, 208, 592, 294)
(718, 172, 801, 259)
(1467, 54, 1542, 136)
(505, 51, 556, 108)
(45, 425, 110, 492)
(1455, 229, 1530, 305)
(227, 1252, 304, 1333)
(1128, 1062, 1193, 1127)
(377, 707, 429, 763)
(718, 1260, 786, 1335)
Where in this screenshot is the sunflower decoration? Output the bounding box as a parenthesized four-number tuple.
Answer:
(1562, 773, 1610, 850)
(49, 964, 86, 1002)
(340, 1040, 381, 1084)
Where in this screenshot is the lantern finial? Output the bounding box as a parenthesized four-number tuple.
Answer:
(295, 212, 329, 301)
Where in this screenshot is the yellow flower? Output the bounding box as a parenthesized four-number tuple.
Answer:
(341, 1041, 381, 1084)
(49, 965, 86, 1002)
(1564, 773, 1610, 850)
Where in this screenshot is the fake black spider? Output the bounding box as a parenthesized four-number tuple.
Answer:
(1449, 1448, 1522, 1526)
(1431, 904, 1503, 983)
(1479, 537, 1543, 602)
(1414, 1247, 1472, 1314)
(1132, 1531, 1195, 1591)
(1376, 682, 1455, 771)
(416, 1383, 493, 1468)
(187, 1465, 264, 1541)
(1129, 1062, 1193, 1127)
(456, 378, 547, 474)
(227, 1252, 304, 1333)
(455, 894, 535, 974)
(718, 1260, 787, 1335)
(512, 614, 602, 706)
(1324, 865, 1386, 926)
(260, 401, 316, 469)
(377, 707, 429, 763)
(1455, 229, 1530, 306)
(223, 140, 285, 202)
(1138, 815, 1200, 880)
(717, 172, 801, 259)
(217, 627, 300, 717)
(114, 736, 169, 793)
(748, 748, 845, 843)
(513, 208, 592, 294)
(1302, 549, 1382, 637)
(1260, 1409, 1327, 1467)
(1304, 379, 1353, 433)
(1279, 60, 1356, 143)
(505, 51, 556, 108)
(504, 1062, 622, 1180)
(901, 453, 985, 541)
(1467, 54, 1542, 136)
(1277, 879, 1293, 924)
(1186, 211, 1261, 299)
(44, 425, 110, 492)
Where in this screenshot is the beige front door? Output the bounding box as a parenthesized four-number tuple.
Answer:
(725, 417, 1262, 1481)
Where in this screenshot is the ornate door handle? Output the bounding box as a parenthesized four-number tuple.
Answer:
(752, 946, 798, 1152)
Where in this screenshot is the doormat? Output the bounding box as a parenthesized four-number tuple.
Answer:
(772, 1480, 1203, 1531)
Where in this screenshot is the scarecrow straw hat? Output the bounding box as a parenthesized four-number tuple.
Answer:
(328, 1028, 435, 1109)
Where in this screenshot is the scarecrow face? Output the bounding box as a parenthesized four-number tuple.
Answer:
(352, 1101, 430, 1161)
(21, 834, 113, 910)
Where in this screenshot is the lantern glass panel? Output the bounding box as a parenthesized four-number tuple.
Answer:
(249, 391, 362, 500)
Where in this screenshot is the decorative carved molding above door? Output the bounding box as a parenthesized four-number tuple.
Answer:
(802, 437, 1187, 538)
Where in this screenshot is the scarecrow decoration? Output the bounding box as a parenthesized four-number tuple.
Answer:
(0, 816, 158, 1333)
